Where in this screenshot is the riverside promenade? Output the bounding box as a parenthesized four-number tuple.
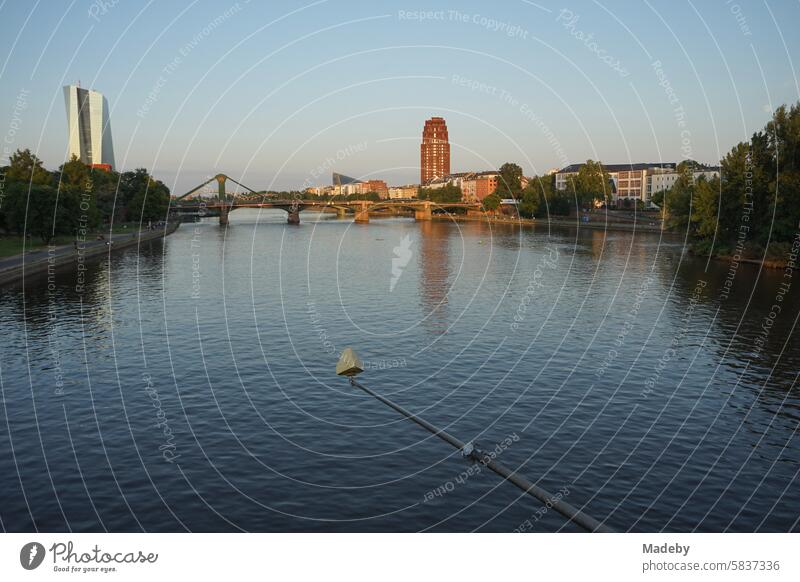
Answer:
(0, 221, 179, 286)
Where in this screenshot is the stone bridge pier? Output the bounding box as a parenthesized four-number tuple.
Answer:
(414, 201, 432, 221)
(354, 202, 370, 223)
(219, 206, 229, 226)
(287, 207, 301, 224)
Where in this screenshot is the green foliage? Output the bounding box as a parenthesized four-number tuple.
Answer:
(118, 168, 151, 219)
(92, 166, 123, 222)
(559, 160, 610, 209)
(518, 177, 550, 218)
(495, 162, 524, 200)
(5, 182, 80, 244)
(1, 148, 171, 243)
(417, 184, 462, 203)
(664, 101, 800, 260)
(6, 148, 50, 185)
(482, 193, 501, 211)
(59, 155, 91, 192)
(128, 177, 171, 223)
(56, 155, 101, 229)
(547, 192, 573, 216)
(3, 181, 29, 235)
(526, 175, 571, 216)
(689, 177, 721, 239)
(764, 104, 800, 243)
(572, 160, 611, 207)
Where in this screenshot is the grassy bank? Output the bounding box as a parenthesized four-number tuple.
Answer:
(0, 222, 180, 287)
(0, 236, 74, 257)
(0, 222, 159, 258)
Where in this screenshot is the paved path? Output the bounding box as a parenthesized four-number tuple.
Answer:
(0, 224, 178, 283)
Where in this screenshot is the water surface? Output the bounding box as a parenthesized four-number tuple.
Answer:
(1, 209, 798, 532)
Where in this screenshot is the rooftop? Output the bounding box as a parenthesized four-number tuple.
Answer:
(557, 162, 676, 173)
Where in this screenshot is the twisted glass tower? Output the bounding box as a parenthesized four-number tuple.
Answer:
(63, 85, 115, 169)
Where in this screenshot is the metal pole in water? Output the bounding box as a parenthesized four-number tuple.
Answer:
(336, 349, 613, 533)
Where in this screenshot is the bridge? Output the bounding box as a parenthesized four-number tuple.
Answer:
(171, 174, 481, 225)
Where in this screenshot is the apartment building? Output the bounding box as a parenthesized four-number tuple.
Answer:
(388, 185, 419, 199)
(555, 163, 675, 204)
(646, 167, 721, 199)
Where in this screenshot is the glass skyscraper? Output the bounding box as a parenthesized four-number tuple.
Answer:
(63, 85, 115, 169)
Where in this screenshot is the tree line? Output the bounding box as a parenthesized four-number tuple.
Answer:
(483, 161, 609, 218)
(493, 99, 800, 258)
(661, 102, 800, 258)
(0, 149, 170, 244)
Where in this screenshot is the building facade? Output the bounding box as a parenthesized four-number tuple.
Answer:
(462, 178, 477, 201)
(332, 178, 389, 197)
(423, 171, 500, 202)
(646, 167, 721, 200)
(388, 185, 418, 199)
(474, 173, 499, 201)
(420, 117, 450, 184)
(555, 162, 676, 204)
(63, 85, 115, 169)
(365, 179, 389, 198)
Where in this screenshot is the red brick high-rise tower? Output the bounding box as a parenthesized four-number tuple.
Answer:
(420, 117, 450, 184)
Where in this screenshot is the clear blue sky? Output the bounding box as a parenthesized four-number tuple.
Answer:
(1, 0, 798, 194)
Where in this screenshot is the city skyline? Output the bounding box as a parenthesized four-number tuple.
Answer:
(1, 1, 797, 195)
(1, 0, 800, 561)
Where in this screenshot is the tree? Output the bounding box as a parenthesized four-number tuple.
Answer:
(495, 162, 524, 200)
(747, 130, 773, 247)
(119, 169, 152, 220)
(55, 155, 101, 229)
(6, 182, 81, 244)
(58, 155, 91, 192)
(482, 193, 501, 211)
(714, 143, 754, 242)
(129, 176, 171, 223)
(661, 101, 800, 260)
(574, 160, 611, 207)
(6, 148, 51, 185)
(764, 103, 800, 244)
(518, 178, 547, 218)
(690, 176, 722, 240)
(663, 168, 694, 230)
(526, 175, 571, 217)
(418, 184, 462, 203)
(92, 167, 123, 223)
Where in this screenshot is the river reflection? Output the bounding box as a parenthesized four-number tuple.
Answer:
(0, 210, 797, 532)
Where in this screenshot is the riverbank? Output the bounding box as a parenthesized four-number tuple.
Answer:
(0, 221, 180, 286)
(435, 212, 665, 233)
(694, 251, 791, 270)
(439, 213, 795, 269)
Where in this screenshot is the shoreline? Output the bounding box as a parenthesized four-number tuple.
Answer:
(691, 251, 789, 270)
(434, 212, 666, 233)
(436, 213, 791, 269)
(0, 222, 180, 287)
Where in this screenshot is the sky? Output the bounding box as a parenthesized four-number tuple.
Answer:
(1, 0, 799, 194)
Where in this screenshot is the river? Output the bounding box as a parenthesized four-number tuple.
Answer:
(1, 209, 798, 532)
